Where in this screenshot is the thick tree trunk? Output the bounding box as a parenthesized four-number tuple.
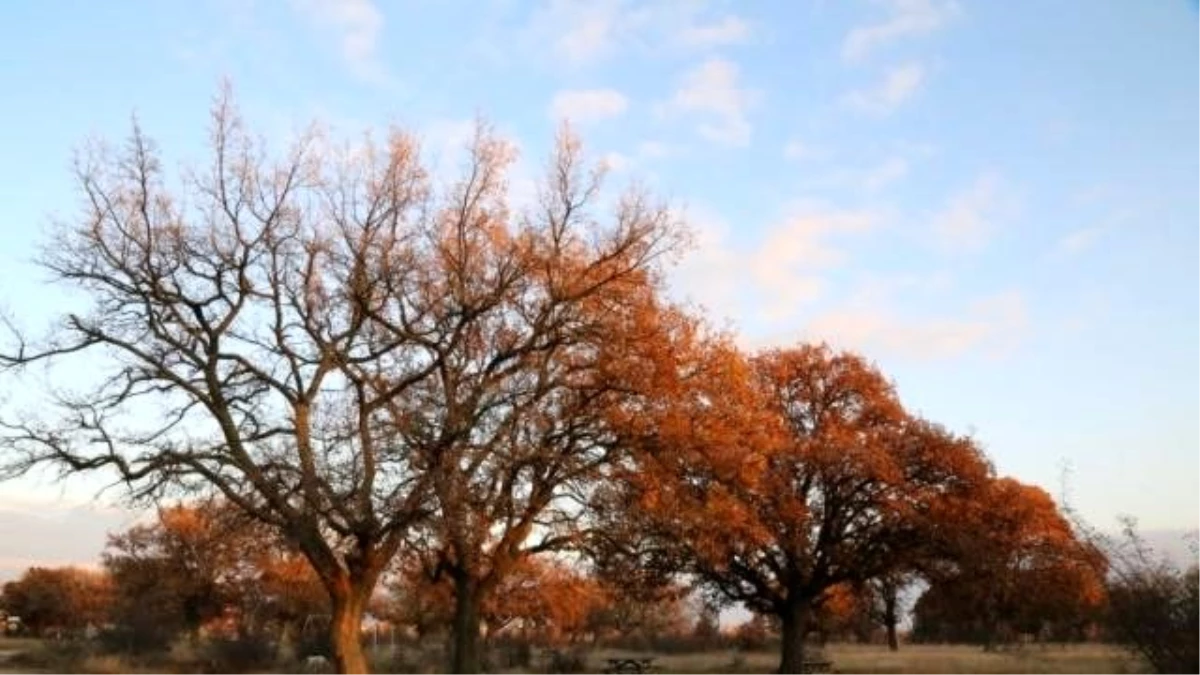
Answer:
(778, 599, 812, 674)
(330, 592, 368, 674)
(450, 576, 484, 674)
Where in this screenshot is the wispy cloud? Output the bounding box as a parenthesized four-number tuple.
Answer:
(671, 202, 878, 324)
(678, 15, 753, 48)
(1056, 207, 1131, 255)
(783, 139, 830, 162)
(753, 206, 876, 321)
(842, 0, 960, 62)
(291, 0, 388, 84)
(658, 57, 760, 146)
(862, 155, 910, 191)
(842, 62, 925, 116)
(548, 0, 619, 64)
(931, 172, 1012, 253)
(549, 88, 630, 125)
(526, 1, 755, 66)
(637, 140, 672, 159)
(1058, 226, 1104, 255)
(804, 290, 1028, 361)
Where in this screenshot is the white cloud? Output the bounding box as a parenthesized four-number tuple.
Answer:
(803, 290, 1028, 361)
(1056, 207, 1131, 256)
(753, 207, 875, 320)
(783, 139, 828, 162)
(862, 156, 910, 191)
(1058, 226, 1104, 255)
(671, 203, 1026, 362)
(421, 118, 479, 170)
(601, 151, 630, 172)
(637, 140, 672, 159)
(671, 203, 878, 324)
(549, 88, 629, 125)
(678, 15, 753, 48)
(659, 57, 759, 146)
(842, 62, 926, 116)
(930, 172, 1009, 253)
(553, 1, 619, 63)
(291, 0, 388, 84)
(526, 2, 755, 66)
(842, 0, 960, 62)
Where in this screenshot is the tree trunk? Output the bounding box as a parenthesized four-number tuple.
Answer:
(884, 593, 899, 651)
(450, 576, 484, 674)
(330, 592, 368, 674)
(778, 598, 812, 674)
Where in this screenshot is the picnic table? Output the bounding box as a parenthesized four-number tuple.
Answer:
(603, 657, 658, 674)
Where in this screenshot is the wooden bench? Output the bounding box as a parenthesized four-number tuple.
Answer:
(603, 657, 657, 674)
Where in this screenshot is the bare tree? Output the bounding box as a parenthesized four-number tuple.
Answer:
(0, 88, 682, 673)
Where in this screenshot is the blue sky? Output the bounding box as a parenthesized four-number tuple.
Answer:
(0, 0, 1195, 573)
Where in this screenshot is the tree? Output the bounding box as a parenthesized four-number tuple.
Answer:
(387, 554, 607, 647)
(0, 88, 681, 673)
(103, 500, 329, 651)
(813, 583, 875, 645)
(611, 342, 993, 673)
(391, 128, 682, 672)
(866, 571, 913, 651)
(1, 566, 111, 637)
(104, 505, 231, 649)
(913, 478, 1107, 649)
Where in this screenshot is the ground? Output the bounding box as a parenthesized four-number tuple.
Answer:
(614, 643, 1145, 674)
(0, 636, 1147, 673)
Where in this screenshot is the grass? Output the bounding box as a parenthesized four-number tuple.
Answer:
(0, 638, 1149, 673)
(578, 643, 1146, 674)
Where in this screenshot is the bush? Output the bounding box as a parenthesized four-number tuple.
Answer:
(733, 614, 776, 651)
(491, 638, 534, 669)
(296, 628, 332, 659)
(202, 634, 277, 672)
(1107, 562, 1198, 673)
(1072, 514, 1199, 674)
(97, 623, 175, 655)
(544, 647, 588, 673)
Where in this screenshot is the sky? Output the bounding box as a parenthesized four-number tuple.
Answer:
(0, 0, 1195, 576)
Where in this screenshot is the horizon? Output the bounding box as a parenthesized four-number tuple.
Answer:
(0, 0, 1196, 578)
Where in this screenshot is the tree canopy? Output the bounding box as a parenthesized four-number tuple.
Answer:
(0, 89, 684, 673)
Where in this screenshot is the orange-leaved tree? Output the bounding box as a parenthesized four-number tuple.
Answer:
(387, 553, 606, 645)
(0, 566, 112, 637)
(609, 341, 992, 673)
(914, 477, 1107, 648)
(386, 126, 685, 672)
(104, 500, 328, 651)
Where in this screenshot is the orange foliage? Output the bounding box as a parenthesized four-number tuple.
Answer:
(914, 477, 1107, 644)
(104, 500, 327, 646)
(0, 566, 111, 637)
(387, 555, 607, 643)
(608, 341, 993, 672)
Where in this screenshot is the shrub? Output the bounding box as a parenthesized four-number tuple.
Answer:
(491, 638, 534, 669)
(1070, 512, 1199, 674)
(97, 623, 175, 655)
(544, 647, 588, 673)
(202, 634, 277, 672)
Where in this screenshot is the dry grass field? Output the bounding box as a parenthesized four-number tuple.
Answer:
(584, 643, 1146, 674)
(0, 636, 1149, 674)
